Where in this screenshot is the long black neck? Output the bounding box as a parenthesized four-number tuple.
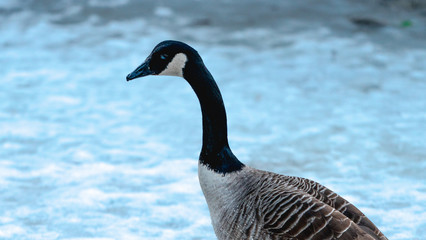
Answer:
(183, 55, 244, 174)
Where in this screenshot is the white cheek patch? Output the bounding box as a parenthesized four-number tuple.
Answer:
(158, 53, 188, 77)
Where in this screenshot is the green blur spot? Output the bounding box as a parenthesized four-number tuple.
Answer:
(401, 20, 413, 28)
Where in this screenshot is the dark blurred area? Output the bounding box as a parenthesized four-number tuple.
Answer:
(1, 0, 425, 49)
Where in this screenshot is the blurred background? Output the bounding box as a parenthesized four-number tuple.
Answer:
(1, 0, 425, 239)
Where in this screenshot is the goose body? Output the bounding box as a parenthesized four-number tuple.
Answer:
(126, 40, 388, 240)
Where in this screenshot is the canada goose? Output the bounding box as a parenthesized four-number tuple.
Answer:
(126, 40, 388, 240)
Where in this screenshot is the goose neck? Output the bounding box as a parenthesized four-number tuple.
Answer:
(184, 59, 244, 173)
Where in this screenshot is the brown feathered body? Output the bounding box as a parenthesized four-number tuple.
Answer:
(199, 164, 388, 240)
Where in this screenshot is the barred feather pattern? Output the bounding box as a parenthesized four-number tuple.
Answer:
(199, 164, 388, 240)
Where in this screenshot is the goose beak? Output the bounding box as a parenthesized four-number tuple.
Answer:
(126, 61, 153, 81)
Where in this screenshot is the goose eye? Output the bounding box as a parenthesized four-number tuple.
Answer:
(160, 54, 168, 60)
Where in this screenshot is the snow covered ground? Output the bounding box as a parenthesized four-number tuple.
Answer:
(1, 0, 425, 239)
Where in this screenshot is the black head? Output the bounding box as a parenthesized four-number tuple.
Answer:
(126, 40, 198, 81)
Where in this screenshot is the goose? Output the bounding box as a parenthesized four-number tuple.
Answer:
(126, 40, 388, 240)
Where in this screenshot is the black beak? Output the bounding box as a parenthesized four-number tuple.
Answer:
(126, 61, 153, 81)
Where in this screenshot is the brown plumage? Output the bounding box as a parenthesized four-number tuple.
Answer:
(199, 165, 387, 240)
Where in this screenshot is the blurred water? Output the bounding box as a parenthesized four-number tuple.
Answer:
(1, 1, 426, 239)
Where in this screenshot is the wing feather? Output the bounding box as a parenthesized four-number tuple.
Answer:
(253, 171, 387, 240)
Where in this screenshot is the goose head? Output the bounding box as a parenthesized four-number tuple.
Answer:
(126, 40, 198, 81)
